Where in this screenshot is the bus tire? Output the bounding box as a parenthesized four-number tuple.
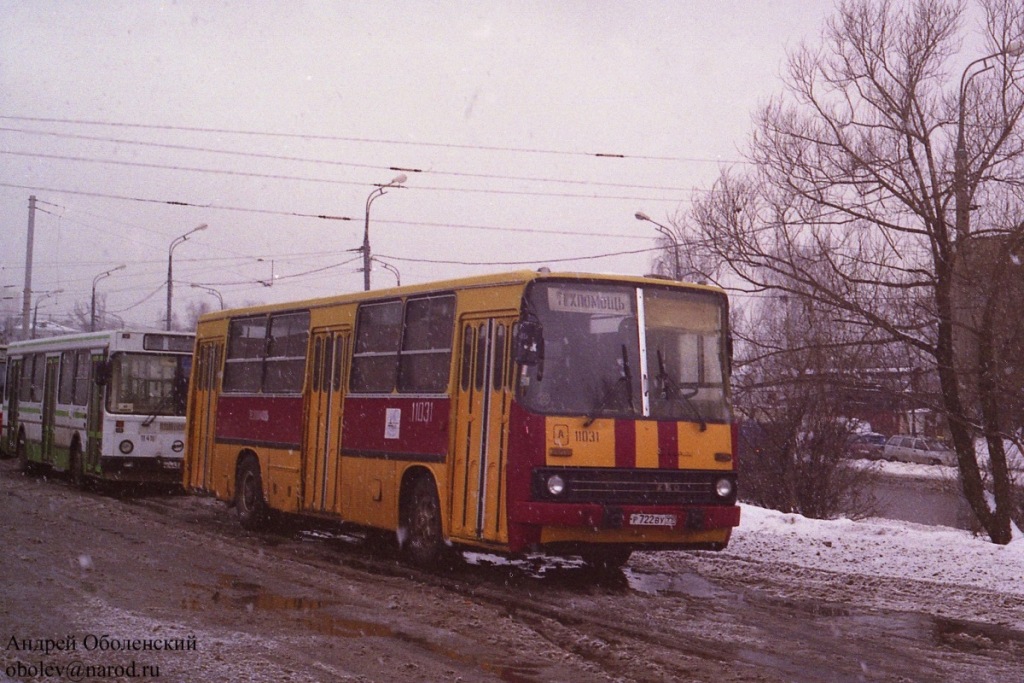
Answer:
(69, 443, 86, 489)
(581, 548, 632, 572)
(403, 477, 446, 567)
(16, 430, 32, 474)
(235, 456, 268, 531)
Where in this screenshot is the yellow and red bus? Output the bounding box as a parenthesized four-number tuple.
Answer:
(184, 271, 739, 568)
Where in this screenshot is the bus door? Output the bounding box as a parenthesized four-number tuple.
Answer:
(303, 328, 348, 514)
(41, 356, 59, 465)
(186, 341, 222, 490)
(4, 358, 22, 454)
(85, 351, 105, 473)
(451, 315, 514, 543)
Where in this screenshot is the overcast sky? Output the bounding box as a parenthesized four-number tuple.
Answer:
(0, 1, 836, 329)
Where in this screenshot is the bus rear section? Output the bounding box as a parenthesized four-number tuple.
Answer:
(4, 331, 194, 486)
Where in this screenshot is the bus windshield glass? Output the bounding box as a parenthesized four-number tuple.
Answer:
(106, 353, 191, 416)
(517, 282, 730, 423)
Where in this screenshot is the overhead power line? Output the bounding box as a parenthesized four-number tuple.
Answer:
(0, 149, 682, 202)
(0, 114, 744, 164)
(0, 181, 660, 239)
(0, 125, 711, 192)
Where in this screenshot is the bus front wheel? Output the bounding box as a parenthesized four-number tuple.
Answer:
(69, 443, 87, 489)
(403, 477, 446, 567)
(235, 457, 268, 531)
(16, 431, 32, 474)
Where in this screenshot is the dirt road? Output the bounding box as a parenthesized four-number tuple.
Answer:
(2, 459, 1021, 682)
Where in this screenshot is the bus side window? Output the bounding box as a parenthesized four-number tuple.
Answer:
(59, 351, 75, 404)
(31, 353, 45, 402)
(351, 301, 403, 393)
(312, 336, 324, 393)
(332, 336, 345, 391)
(460, 325, 474, 393)
(493, 324, 506, 391)
(474, 324, 487, 392)
(398, 295, 455, 393)
(74, 350, 91, 405)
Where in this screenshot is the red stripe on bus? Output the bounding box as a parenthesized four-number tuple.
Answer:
(341, 396, 449, 458)
(614, 419, 636, 469)
(658, 421, 679, 469)
(216, 395, 304, 447)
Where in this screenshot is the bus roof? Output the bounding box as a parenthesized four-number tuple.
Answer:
(197, 270, 726, 324)
(6, 329, 194, 355)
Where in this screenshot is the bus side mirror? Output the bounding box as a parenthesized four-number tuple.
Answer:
(93, 359, 112, 386)
(513, 319, 544, 367)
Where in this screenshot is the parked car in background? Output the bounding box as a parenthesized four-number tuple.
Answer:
(846, 432, 887, 460)
(882, 435, 957, 466)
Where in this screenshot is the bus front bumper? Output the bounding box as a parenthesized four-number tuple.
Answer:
(99, 456, 184, 484)
(509, 502, 741, 532)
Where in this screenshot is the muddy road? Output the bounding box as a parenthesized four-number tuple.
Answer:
(2, 458, 1021, 682)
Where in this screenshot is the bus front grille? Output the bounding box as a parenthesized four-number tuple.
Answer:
(531, 467, 736, 506)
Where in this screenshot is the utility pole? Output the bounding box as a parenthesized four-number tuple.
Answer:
(21, 195, 35, 340)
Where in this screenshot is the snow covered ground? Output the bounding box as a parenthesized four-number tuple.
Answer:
(729, 502, 1024, 599)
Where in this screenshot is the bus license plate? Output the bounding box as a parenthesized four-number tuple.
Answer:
(629, 513, 676, 527)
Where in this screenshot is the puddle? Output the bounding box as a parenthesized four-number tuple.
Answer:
(624, 567, 725, 598)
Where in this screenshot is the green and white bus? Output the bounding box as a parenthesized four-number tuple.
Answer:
(2, 330, 194, 485)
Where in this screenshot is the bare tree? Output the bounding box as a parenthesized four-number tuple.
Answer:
(735, 284, 879, 519)
(680, 0, 1024, 543)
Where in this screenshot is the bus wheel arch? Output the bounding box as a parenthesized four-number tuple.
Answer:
(399, 469, 448, 567)
(234, 451, 269, 531)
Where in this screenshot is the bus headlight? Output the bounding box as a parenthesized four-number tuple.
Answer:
(172, 440, 184, 453)
(119, 440, 135, 455)
(546, 474, 566, 496)
(715, 477, 734, 499)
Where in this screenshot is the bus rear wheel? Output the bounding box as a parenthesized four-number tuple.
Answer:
(403, 477, 446, 567)
(235, 457, 268, 531)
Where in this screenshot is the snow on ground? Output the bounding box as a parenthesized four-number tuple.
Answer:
(728, 503, 1024, 598)
(633, 454, 1024, 629)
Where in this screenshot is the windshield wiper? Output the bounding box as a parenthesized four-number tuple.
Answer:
(584, 345, 634, 427)
(142, 394, 172, 426)
(657, 348, 706, 431)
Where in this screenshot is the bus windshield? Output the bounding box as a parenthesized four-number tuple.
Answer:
(517, 282, 730, 423)
(106, 352, 191, 416)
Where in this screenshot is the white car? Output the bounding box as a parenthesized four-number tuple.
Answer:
(882, 435, 956, 466)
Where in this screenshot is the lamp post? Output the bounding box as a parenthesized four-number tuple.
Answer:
(362, 174, 407, 291)
(190, 283, 224, 310)
(167, 224, 208, 331)
(32, 289, 64, 339)
(954, 42, 1024, 240)
(91, 264, 126, 331)
(635, 211, 681, 280)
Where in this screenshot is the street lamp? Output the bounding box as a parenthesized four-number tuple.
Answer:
(636, 211, 681, 280)
(91, 264, 126, 331)
(32, 289, 64, 339)
(190, 283, 224, 310)
(167, 224, 208, 331)
(954, 42, 1024, 239)
(362, 174, 407, 291)
(373, 258, 401, 286)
